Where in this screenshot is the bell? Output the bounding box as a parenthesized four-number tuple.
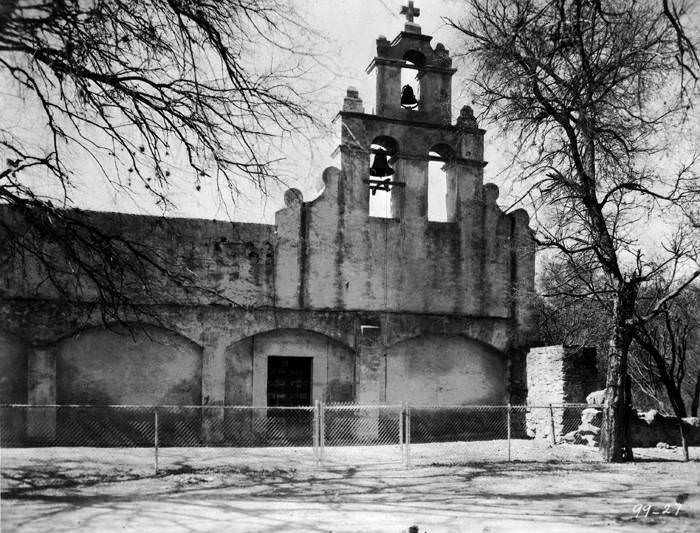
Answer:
(400, 84, 418, 109)
(369, 150, 395, 177)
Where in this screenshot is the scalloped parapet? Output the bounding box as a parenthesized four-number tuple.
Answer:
(483, 183, 500, 204)
(509, 208, 530, 227)
(283, 188, 303, 208)
(269, 154, 535, 323)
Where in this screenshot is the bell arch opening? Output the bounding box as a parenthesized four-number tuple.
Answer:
(400, 51, 424, 110)
(428, 144, 456, 222)
(369, 136, 400, 219)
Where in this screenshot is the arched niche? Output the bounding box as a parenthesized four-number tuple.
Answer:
(385, 334, 506, 405)
(0, 330, 28, 404)
(224, 328, 355, 406)
(56, 324, 202, 405)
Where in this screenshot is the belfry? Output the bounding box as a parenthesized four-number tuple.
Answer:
(339, 2, 485, 224)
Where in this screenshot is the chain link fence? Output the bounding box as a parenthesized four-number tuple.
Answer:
(1, 403, 692, 482)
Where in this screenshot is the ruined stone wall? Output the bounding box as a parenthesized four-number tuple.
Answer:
(525, 345, 599, 440)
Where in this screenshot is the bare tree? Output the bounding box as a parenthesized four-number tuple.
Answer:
(537, 259, 700, 418)
(535, 259, 611, 353)
(631, 285, 700, 418)
(0, 0, 320, 323)
(448, 0, 700, 461)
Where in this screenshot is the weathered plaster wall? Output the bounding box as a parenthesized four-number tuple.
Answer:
(385, 334, 506, 405)
(0, 208, 276, 307)
(56, 325, 202, 405)
(0, 299, 517, 397)
(273, 159, 533, 318)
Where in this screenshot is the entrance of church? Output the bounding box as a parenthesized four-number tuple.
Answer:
(265, 356, 313, 445)
(267, 356, 313, 407)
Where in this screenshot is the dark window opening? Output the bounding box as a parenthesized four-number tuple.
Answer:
(267, 356, 312, 407)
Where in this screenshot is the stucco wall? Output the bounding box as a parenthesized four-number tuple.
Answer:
(225, 329, 355, 406)
(386, 334, 506, 405)
(56, 325, 202, 405)
(0, 208, 276, 307)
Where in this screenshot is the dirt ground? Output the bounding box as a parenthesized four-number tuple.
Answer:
(2, 442, 698, 532)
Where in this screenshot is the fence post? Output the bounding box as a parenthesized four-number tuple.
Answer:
(548, 403, 556, 445)
(154, 408, 159, 475)
(399, 402, 405, 463)
(319, 401, 326, 462)
(507, 403, 512, 462)
(405, 404, 411, 467)
(313, 401, 320, 461)
(679, 420, 689, 461)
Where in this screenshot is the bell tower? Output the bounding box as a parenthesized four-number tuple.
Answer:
(276, 0, 533, 324)
(369, 1, 454, 124)
(337, 1, 486, 224)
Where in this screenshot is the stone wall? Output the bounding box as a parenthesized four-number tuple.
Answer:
(0, 208, 276, 307)
(631, 411, 700, 447)
(0, 331, 27, 404)
(563, 394, 700, 448)
(526, 345, 598, 440)
(0, 154, 535, 417)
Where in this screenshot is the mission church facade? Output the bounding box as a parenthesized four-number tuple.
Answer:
(0, 5, 537, 441)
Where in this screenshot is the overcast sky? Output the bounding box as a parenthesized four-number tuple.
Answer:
(7, 0, 515, 225)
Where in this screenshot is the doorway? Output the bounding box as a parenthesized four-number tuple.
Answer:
(266, 356, 313, 407)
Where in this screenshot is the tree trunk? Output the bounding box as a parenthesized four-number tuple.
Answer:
(600, 285, 637, 462)
(665, 383, 688, 418)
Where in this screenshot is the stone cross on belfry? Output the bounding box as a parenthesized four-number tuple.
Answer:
(400, 1, 420, 23)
